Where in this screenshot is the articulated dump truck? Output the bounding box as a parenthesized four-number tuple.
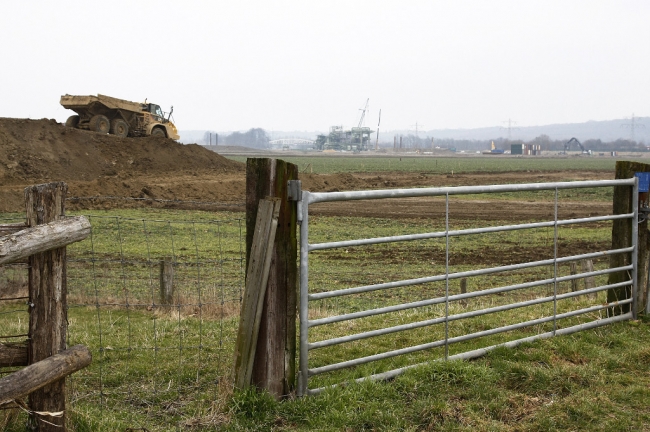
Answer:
(60, 94, 180, 140)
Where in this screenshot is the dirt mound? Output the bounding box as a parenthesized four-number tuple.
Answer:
(0, 118, 243, 185)
(0, 118, 613, 218)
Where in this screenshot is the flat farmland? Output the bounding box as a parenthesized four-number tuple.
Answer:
(225, 153, 645, 174)
(3, 151, 650, 431)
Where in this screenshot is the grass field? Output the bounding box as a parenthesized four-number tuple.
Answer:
(223, 319, 650, 431)
(1, 208, 246, 431)
(2, 164, 649, 431)
(225, 155, 633, 174)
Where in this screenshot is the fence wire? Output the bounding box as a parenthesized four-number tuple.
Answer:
(0, 202, 247, 431)
(67, 213, 245, 430)
(0, 216, 30, 387)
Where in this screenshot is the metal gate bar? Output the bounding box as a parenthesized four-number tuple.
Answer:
(297, 178, 638, 396)
(310, 213, 632, 251)
(308, 248, 633, 302)
(308, 279, 633, 350)
(308, 297, 632, 377)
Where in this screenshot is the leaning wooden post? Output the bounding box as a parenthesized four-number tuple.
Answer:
(245, 158, 298, 398)
(608, 161, 650, 316)
(234, 198, 281, 389)
(25, 182, 68, 431)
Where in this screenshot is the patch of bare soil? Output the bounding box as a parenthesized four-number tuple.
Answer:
(299, 170, 613, 221)
(0, 117, 613, 222)
(0, 118, 244, 211)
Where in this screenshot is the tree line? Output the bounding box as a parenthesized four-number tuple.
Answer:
(202, 128, 270, 148)
(384, 134, 649, 153)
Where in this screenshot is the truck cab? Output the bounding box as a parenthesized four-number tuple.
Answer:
(144, 103, 165, 122)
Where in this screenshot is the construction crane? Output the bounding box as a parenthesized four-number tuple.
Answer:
(358, 98, 369, 127)
(564, 137, 591, 155)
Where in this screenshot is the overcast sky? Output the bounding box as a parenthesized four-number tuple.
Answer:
(1, 1, 649, 133)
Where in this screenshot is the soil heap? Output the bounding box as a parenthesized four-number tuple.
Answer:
(0, 118, 245, 211)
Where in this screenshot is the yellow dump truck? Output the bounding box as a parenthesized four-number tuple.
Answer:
(60, 94, 180, 140)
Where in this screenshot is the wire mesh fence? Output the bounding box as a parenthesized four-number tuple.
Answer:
(0, 203, 247, 430)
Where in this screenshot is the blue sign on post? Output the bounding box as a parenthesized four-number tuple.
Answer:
(635, 172, 650, 193)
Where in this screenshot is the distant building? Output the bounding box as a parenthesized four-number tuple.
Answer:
(511, 143, 541, 155)
(314, 126, 373, 151)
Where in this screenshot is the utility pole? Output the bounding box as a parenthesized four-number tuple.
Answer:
(621, 113, 645, 142)
(410, 122, 424, 138)
(501, 118, 519, 140)
(410, 122, 424, 150)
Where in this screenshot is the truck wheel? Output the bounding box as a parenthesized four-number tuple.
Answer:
(110, 119, 129, 138)
(89, 115, 110, 134)
(65, 115, 80, 128)
(151, 127, 166, 138)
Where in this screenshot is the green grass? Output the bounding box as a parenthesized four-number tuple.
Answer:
(2, 177, 647, 431)
(224, 318, 650, 431)
(225, 155, 630, 174)
(1, 208, 246, 431)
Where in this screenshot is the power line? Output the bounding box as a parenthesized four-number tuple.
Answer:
(500, 118, 519, 140)
(410, 122, 424, 138)
(621, 113, 645, 142)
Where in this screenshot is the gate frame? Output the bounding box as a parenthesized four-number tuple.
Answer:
(296, 178, 638, 396)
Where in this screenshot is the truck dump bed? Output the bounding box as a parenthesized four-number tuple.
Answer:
(60, 94, 143, 112)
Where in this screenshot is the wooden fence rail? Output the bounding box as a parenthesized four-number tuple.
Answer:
(0, 216, 90, 265)
(0, 345, 92, 406)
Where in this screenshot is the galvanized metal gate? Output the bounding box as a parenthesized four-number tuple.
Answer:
(296, 179, 638, 396)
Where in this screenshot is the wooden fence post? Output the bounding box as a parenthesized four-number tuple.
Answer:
(570, 262, 579, 293)
(25, 182, 68, 431)
(608, 161, 650, 316)
(245, 158, 298, 398)
(159, 259, 175, 308)
(459, 278, 468, 307)
(581, 259, 597, 299)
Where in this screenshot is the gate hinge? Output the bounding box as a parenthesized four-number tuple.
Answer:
(288, 180, 302, 201)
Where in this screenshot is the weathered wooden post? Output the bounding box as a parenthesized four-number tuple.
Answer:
(234, 198, 281, 390)
(245, 158, 298, 398)
(459, 278, 468, 306)
(25, 182, 68, 431)
(159, 259, 175, 308)
(570, 262, 579, 293)
(581, 259, 597, 299)
(608, 161, 650, 316)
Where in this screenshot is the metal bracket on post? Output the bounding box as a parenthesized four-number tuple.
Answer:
(288, 180, 303, 223)
(287, 180, 302, 201)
